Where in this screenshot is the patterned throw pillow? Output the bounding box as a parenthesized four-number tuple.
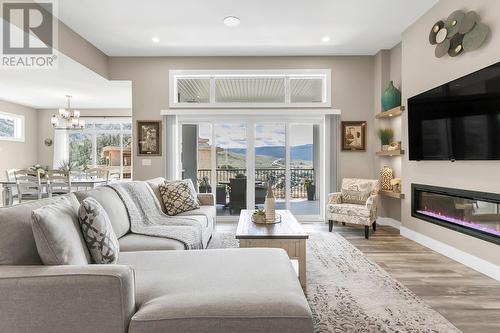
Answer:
(78, 197, 119, 264)
(159, 179, 200, 216)
(341, 189, 371, 205)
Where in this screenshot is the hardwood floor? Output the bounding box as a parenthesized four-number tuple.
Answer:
(312, 222, 500, 333)
(218, 221, 500, 333)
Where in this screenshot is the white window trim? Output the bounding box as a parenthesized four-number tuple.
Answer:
(0, 111, 25, 142)
(169, 69, 331, 109)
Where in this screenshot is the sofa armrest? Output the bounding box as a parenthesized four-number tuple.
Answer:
(365, 194, 378, 210)
(328, 192, 342, 204)
(197, 193, 215, 206)
(0, 265, 135, 333)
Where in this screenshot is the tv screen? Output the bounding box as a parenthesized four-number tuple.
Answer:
(408, 61, 500, 161)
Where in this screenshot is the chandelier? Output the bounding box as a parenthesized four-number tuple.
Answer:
(50, 95, 85, 129)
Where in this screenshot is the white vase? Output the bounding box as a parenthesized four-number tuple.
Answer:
(264, 183, 276, 223)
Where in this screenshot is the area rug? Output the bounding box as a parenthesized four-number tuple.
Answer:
(209, 231, 461, 333)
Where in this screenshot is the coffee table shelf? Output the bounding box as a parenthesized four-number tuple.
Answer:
(236, 210, 308, 289)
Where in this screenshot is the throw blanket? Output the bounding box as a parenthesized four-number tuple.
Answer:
(107, 182, 203, 250)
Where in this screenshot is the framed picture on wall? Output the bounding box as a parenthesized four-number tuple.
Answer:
(137, 120, 161, 156)
(341, 121, 367, 151)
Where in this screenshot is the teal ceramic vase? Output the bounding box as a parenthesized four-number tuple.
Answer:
(381, 81, 401, 111)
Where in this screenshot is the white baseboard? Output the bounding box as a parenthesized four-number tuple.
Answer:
(377, 217, 401, 230)
(400, 226, 500, 282)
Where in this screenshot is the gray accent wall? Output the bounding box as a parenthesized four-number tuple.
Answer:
(401, 0, 500, 266)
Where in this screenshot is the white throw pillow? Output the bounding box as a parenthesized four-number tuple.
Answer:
(31, 195, 91, 265)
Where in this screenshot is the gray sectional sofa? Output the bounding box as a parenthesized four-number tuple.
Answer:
(0, 178, 313, 333)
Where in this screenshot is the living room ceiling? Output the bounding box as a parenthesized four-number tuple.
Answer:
(0, 53, 132, 109)
(57, 0, 438, 56)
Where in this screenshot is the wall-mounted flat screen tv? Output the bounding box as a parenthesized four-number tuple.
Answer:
(408, 61, 500, 161)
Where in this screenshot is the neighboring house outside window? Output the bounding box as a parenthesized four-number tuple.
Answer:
(0, 111, 25, 142)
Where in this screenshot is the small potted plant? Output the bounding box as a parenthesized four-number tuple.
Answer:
(378, 128, 394, 151)
(252, 208, 266, 224)
(390, 178, 401, 193)
(304, 178, 315, 201)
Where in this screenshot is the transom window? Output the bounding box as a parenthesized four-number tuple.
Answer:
(0, 111, 24, 142)
(170, 69, 330, 108)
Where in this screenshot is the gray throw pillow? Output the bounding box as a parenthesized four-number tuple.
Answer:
(159, 179, 200, 216)
(31, 195, 91, 265)
(341, 189, 371, 205)
(78, 197, 119, 264)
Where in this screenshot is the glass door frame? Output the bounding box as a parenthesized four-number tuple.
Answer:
(177, 114, 326, 222)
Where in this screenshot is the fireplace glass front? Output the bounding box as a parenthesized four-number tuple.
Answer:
(412, 184, 500, 245)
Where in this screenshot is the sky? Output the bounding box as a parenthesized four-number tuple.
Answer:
(197, 123, 314, 149)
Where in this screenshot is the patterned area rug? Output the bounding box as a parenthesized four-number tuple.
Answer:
(209, 231, 461, 333)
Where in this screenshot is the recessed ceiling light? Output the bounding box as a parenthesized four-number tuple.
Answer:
(322, 36, 331, 43)
(152, 37, 160, 43)
(224, 16, 240, 27)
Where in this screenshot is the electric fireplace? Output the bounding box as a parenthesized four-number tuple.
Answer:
(411, 184, 500, 245)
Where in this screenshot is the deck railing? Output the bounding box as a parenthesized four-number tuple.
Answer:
(197, 168, 314, 199)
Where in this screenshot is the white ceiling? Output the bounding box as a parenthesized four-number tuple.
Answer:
(0, 53, 132, 109)
(57, 0, 438, 56)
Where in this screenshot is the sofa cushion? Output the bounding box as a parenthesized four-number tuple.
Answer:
(119, 234, 185, 251)
(78, 197, 119, 264)
(177, 205, 216, 247)
(341, 188, 371, 205)
(159, 180, 200, 216)
(74, 187, 130, 238)
(146, 177, 168, 213)
(328, 203, 371, 217)
(31, 195, 91, 265)
(120, 248, 313, 333)
(0, 196, 70, 265)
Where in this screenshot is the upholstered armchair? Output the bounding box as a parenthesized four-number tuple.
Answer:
(326, 178, 380, 239)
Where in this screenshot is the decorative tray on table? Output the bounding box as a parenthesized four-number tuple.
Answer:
(251, 213, 282, 224)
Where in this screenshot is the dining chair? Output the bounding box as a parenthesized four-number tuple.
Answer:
(46, 170, 72, 197)
(5, 169, 19, 200)
(107, 169, 121, 184)
(82, 167, 109, 189)
(14, 169, 45, 203)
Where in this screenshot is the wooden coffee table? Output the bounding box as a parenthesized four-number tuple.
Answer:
(236, 209, 308, 288)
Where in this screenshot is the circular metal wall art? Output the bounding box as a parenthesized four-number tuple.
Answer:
(448, 34, 464, 57)
(435, 38, 451, 58)
(429, 20, 444, 45)
(463, 22, 490, 52)
(435, 28, 448, 43)
(445, 10, 465, 38)
(429, 9, 489, 58)
(459, 11, 478, 34)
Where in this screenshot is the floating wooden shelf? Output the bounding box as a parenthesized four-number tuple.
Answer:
(376, 106, 405, 119)
(380, 190, 405, 199)
(376, 149, 405, 156)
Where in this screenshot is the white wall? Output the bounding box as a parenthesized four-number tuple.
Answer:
(0, 100, 38, 180)
(401, 0, 500, 266)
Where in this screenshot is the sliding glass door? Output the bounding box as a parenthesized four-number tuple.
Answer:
(179, 117, 324, 221)
(254, 123, 286, 210)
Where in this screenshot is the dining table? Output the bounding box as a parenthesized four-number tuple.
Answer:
(0, 178, 108, 206)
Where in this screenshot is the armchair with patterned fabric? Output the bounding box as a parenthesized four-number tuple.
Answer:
(326, 178, 380, 239)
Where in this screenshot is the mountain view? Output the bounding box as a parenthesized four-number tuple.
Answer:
(227, 144, 313, 161)
(217, 144, 313, 168)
